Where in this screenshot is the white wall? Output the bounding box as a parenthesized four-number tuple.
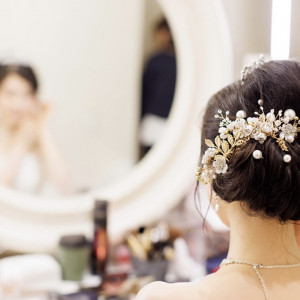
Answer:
(222, 0, 300, 79)
(290, 0, 300, 60)
(0, 0, 145, 191)
(222, 0, 272, 78)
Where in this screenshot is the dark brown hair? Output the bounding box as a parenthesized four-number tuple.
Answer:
(0, 63, 38, 92)
(200, 60, 300, 222)
(155, 18, 170, 32)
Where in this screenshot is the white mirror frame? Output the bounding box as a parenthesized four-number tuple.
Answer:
(0, 0, 233, 253)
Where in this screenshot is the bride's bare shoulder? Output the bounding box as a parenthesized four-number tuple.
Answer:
(136, 281, 171, 300)
(136, 268, 259, 300)
(136, 280, 202, 300)
(136, 274, 222, 300)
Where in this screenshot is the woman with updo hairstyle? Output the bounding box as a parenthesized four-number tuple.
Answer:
(137, 59, 300, 299)
(0, 63, 68, 194)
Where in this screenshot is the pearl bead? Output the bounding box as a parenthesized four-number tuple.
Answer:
(283, 154, 291, 163)
(266, 112, 275, 122)
(253, 150, 263, 159)
(286, 135, 294, 143)
(284, 109, 296, 120)
(236, 110, 247, 118)
(258, 99, 264, 106)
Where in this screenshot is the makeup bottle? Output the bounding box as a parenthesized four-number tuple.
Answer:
(91, 200, 108, 275)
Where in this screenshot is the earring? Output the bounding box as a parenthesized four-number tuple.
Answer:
(214, 193, 220, 212)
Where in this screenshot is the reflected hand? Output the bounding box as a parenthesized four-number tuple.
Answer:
(14, 101, 51, 148)
(29, 101, 52, 127)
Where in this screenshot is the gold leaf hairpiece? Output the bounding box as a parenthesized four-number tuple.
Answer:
(196, 100, 300, 184)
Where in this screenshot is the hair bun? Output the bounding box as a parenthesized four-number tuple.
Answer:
(200, 60, 300, 221)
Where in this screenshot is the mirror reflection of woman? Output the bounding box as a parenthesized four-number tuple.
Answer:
(0, 63, 68, 195)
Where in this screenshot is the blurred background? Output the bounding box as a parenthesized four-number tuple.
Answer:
(0, 0, 299, 194)
(0, 0, 299, 299)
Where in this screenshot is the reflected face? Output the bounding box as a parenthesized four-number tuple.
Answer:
(156, 28, 171, 50)
(0, 74, 36, 126)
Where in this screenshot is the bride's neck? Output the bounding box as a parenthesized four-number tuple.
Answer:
(227, 205, 300, 265)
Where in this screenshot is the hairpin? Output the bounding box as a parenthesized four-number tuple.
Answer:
(196, 100, 300, 184)
(241, 55, 265, 85)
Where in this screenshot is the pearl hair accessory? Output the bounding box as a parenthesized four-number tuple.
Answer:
(253, 150, 263, 160)
(236, 110, 247, 118)
(196, 100, 300, 184)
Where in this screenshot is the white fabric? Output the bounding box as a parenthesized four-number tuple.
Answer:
(139, 114, 167, 146)
(0, 153, 60, 196)
(0, 254, 62, 297)
(0, 153, 42, 194)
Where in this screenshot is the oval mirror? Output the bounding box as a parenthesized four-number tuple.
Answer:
(0, 0, 232, 253)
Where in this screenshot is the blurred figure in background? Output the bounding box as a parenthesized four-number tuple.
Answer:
(140, 18, 176, 157)
(0, 63, 68, 195)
